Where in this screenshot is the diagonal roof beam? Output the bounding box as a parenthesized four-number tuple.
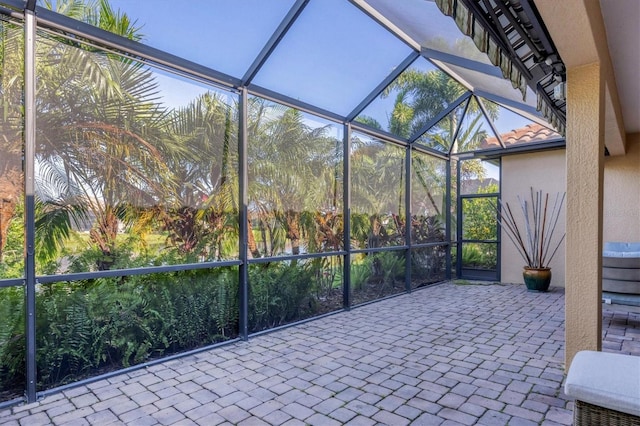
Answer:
(247, 84, 345, 124)
(350, 122, 412, 147)
(448, 97, 472, 155)
(422, 47, 503, 79)
(346, 51, 419, 122)
(0, 0, 26, 11)
(476, 96, 506, 148)
(34, 7, 242, 89)
(474, 90, 548, 127)
(409, 91, 472, 143)
(349, 0, 420, 51)
(241, 0, 310, 86)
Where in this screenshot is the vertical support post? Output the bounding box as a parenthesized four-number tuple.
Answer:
(496, 158, 502, 282)
(342, 123, 351, 309)
(238, 88, 249, 340)
(404, 146, 411, 292)
(445, 157, 452, 280)
(565, 63, 604, 368)
(24, 9, 37, 403)
(455, 160, 462, 279)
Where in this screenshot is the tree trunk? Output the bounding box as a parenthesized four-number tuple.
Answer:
(247, 218, 261, 258)
(285, 210, 301, 256)
(90, 206, 120, 270)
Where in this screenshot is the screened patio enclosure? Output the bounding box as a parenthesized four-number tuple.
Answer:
(0, 0, 566, 405)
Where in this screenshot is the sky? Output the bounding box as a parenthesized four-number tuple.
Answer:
(107, 0, 297, 78)
(102, 0, 549, 149)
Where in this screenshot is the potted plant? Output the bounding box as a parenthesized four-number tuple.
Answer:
(496, 188, 565, 292)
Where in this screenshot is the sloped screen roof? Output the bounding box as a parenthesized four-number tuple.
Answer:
(27, 0, 564, 155)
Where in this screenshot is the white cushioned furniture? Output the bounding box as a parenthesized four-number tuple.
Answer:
(565, 350, 640, 424)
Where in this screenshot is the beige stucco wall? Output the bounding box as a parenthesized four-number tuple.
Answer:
(500, 150, 567, 287)
(499, 135, 639, 287)
(603, 133, 640, 242)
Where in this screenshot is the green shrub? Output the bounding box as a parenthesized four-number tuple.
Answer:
(249, 262, 315, 332)
(0, 206, 24, 279)
(461, 244, 496, 269)
(461, 245, 484, 267)
(373, 251, 405, 286)
(310, 256, 341, 299)
(350, 256, 373, 291)
(0, 286, 25, 394)
(0, 267, 240, 391)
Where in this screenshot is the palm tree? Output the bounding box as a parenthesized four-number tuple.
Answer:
(353, 66, 501, 250)
(254, 107, 310, 256)
(388, 68, 499, 204)
(411, 153, 446, 237)
(41, 0, 141, 40)
(33, 0, 183, 270)
(0, 20, 23, 266)
(154, 91, 238, 261)
(247, 99, 342, 257)
(383, 68, 467, 140)
(350, 135, 406, 249)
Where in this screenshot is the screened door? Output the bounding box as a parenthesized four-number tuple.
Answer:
(456, 159, 500, 281)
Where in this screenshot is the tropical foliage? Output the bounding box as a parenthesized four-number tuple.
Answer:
(462, 184, 499, 241)
(0, 19, 442, 399)
(0, 0, 507, 400)
(0, 20, 23, 275)
(247, 99, 343, 258)
(1, 268, 238, 393)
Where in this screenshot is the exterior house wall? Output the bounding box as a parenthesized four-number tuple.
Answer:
(603, 133, 640, 243)
(500, 150, 567, 287)
(499, 134, 640, 288)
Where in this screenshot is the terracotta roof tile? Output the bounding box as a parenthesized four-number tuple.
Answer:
(480, 123, 559, 149)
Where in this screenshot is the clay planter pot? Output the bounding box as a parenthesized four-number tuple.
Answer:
(522, 267, 552, 292)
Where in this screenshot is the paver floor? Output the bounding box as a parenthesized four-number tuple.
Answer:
(1, 281, 638, 425)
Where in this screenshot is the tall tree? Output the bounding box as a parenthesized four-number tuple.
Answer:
(34, 0, 182, 270)
(385, 68, 499, 206)
(153, 91, 238, 260)
(350, 136, 406, 249)
(247, 99, 342, 257)
(0, 21, 23, 266)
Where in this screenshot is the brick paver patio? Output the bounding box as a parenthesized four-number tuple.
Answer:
(1, 281, 639, 425)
